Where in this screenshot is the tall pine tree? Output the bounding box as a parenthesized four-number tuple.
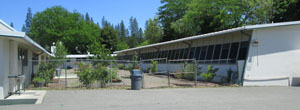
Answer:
(25, 7, 32, 35)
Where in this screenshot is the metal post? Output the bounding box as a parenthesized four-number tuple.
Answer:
(194, 60, 198, 86)
(65, 63, 67, 88)
(167, 60, 170, 87)
(110, 60, 113, 89)
(141, 60, 145, 89)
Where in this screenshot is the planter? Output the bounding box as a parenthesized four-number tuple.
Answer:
(34, 82, 45, 88)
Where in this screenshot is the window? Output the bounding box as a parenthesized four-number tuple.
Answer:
(238, 41, 249, 60)
(213, 44, 222, 59)
(206, 45, 214, 60)
(221, 43, 230, 59)
(179, 48, 185, 59)
(194, 47, 201, 60)
(188, 47, 196, 59)
(182, 48, 188, 59)
(200, 46, 207, 60)
(229, 42, 239, 59)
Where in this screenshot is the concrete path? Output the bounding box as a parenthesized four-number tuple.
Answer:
(1, 87, 300, 110)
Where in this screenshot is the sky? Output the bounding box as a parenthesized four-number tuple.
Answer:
(0, 0, 162, 31)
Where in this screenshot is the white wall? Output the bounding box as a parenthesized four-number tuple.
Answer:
(243, 25, 300, 86)
(0, 38, 11, 99)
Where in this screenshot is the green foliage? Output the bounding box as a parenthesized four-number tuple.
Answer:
(150, 60, 158, 73)
(200, 65, 219, 82)
(124, 64, 134, 71)
(93, 64, 110, 87)
(118, 64, 124, 70)
(144, 18, 163, 44)
(158, 0, 295, 41)
(30, 6, 100, 54)
(32, 77, 45, 83)
(174, 73, 183, 79)
(35, 62, 57, 84)
(89, 41, 112, 60)
(76, 63, 95, 87)
(100, 25, 120, 52)
(117, 41, 130, 51)
(76, 63, 119, 88)
(131, 52, 139, 69)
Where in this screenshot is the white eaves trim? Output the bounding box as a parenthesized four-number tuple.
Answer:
(0, 19, 17, 32)
(114, 20, 300, 54)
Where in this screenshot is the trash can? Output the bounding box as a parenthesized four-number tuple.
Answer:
(131, 69, 142, 90)
(56, 68, 61, 76)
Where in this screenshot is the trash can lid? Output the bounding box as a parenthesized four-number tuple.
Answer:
(131, 69, 142, 76)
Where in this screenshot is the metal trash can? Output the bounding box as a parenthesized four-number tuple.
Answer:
(56, 68, 61, 76)
(131, 69, 142, 90)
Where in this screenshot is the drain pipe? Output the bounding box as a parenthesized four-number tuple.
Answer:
(240, 30, 252, 86)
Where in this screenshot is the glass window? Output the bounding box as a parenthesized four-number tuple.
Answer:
(229, 42, 239, 59)
(188, 47, 196, 59)
(179, 48, 185, 59)
(238, 41, 249, 60)
(206, 45, 214, 60)
(213, 44, 222, 59)
(200, 46, 207, 60)
(183, 48, 189, 59)
(194, 47, 202, 60)
(221, 43, 230, 59)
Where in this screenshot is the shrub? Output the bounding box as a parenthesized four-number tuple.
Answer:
(200, 65, 218, 82)
(76, 63, 95, 88)
(93, 64, 110, 87)
(118, 64, 124, 69)
(36, 62, 56, 85)
(33, 77, 45, 83)
(174, 73, 183, 79)
(124, 64, 133, 70)
(150, 60, 158, 73)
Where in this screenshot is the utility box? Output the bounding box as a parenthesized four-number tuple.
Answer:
(131, 69, 142, 90)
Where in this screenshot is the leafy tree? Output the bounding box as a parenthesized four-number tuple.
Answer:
(29, 6, 100, 54)
(272, 0, 299, 22)
(53, 41, 68, 60)
(99, 25, 119, 52)
(158, 0, 192, 41)
(89, 41, 111, 60)
(144, 18, 163, 44)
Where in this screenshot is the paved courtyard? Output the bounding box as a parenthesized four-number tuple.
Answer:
(1, 87, 300, 110)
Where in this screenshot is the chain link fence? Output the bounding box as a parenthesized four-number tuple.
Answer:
(27, 58, 240, 89)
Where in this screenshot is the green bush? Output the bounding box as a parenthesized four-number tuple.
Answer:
(76, 63, 95, 88)
(32, 77, 45, 83)
(93, 64, 110, 87)
(124, 64, 133, 70)
(174, 73, 183, 79)
(36, 62, 56, 85)
(200, 65, 219, 82)
(118, 64, 124, 69)
(76, 63, 120, 88)
(150, 60, 158, 73)
(183, 73, 195, 80)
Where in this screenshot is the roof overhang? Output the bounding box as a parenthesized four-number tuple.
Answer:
(114, 20, 300, 54)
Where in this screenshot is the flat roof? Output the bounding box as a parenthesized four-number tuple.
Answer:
(114, 20, 300, 54)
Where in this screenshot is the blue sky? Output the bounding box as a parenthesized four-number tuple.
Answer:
(0, 0, 161, 31)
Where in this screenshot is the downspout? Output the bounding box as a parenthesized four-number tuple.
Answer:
(240, 30, 252, 86)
